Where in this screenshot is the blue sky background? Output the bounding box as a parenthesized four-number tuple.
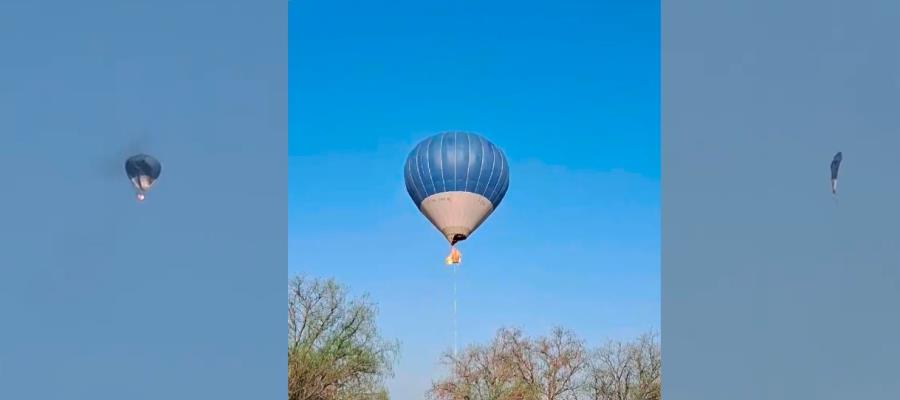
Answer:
(289, 1, 659, 398)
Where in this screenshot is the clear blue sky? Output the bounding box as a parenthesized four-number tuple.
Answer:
(289, 1, 658, 398)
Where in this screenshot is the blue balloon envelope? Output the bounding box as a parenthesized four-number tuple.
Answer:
(404, 131, 510, 253)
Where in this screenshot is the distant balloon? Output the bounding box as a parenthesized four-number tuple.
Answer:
(404, 131, 510, 265)
(125, 154, 161, 202)
(830, 152, 842, 195)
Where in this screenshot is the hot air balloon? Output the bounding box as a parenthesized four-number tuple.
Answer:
(830, 151, 842, 195)
(125, 154, 162, 202)
(404, 131, 510, 265)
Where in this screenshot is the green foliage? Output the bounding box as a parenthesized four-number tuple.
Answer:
(289, 276, 399, 400)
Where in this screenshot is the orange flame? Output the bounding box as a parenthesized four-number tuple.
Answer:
(445, 247, 461, 265)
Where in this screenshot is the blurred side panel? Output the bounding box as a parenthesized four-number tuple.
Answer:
(663, 0, 900, 398)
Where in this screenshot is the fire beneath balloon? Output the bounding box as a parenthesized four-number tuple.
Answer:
(445, 247, 461, 265)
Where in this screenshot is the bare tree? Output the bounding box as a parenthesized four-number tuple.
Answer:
(289, 275, 399, 400)
(429, 328, 587, 400)
(430, 329, 659, 400)
(584, 332, 660, 400)
(430, 329, 533, 400)
(533, 328, 588, 400)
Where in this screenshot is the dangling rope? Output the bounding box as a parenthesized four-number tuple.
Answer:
(444, 242, 461, 358)
(453, 262, 458, 358)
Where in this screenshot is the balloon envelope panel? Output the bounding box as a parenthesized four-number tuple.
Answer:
(404, 131, 510, 209)
(125, 154, 162, 181)
(831, 152, 842, 180)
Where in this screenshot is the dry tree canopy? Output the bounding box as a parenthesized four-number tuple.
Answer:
(289, 276, 400, 400)
(429, 328, 660, 400)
